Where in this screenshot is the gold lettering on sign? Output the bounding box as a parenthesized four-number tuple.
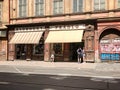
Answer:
(49, 24, 85, 30)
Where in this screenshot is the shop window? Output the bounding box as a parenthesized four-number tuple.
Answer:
(35, 0, 44, 16)
(53, 43, 63, 55)
(33, 36, 44, 55)
(33, 44, 44, 54)
(73, 0, 83, 13)
(53, 0, 63, 15)
(19, 0, 27, 17)
(94, 0, 105, 11)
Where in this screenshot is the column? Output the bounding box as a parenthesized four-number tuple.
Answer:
(26, 44, 32, 60)
(64, 43, 70, 61)
(44, 30, 50, 61)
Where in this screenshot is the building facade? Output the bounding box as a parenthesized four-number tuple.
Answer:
(7, 0, 120, 62)
(0, 0, 9, 60)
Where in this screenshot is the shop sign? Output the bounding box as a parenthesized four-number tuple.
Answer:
(15, 26, 45, 32)
(49, 24, 85, 30)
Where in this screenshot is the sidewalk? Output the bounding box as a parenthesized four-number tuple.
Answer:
(0, 60, 120, 72)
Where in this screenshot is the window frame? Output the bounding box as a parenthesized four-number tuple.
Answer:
(53, 0, 63, 15)
(117, 0, 120, 9)
(35, 0, 44, 16)
(93, 0, 106, 11)
(72, 0, 84, 13)
(18, 0, 27, 17)
(0, 2, 2, 22)
(33, 35, 44, 55)
(51, 43, 64, 56)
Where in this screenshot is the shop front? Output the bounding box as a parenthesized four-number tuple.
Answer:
(8, 23, 96, 62)
(8, 26, 45, 61)
(44, 24, 89, 62)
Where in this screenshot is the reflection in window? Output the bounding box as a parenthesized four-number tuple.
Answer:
(33, 44, 44, 54)
(53, 0, 63, 15)
(53, 43, 62, 54)
(35, 0, 44, 16)
(19, 0, 27, 17)
(94, 0, 105, 11)
(73, 0, 83, 13)
(33, 36, 44, 54)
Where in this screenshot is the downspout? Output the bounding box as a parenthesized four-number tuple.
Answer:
(7, 0, 10, 60)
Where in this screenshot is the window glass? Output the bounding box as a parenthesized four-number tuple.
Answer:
(73, 0, 83, 13)
(33, 44, 44, 54)
(33, 36, 44, 54)
(94, 0, 105, 11)
(0, 2, 2, 21)
(53, 0, 63, 15)
(35, 0, 44, 16)
(33, 35, 44, 54)
(73, 0, 77, 12)
(78, 0, 83, 12)
(100, 0, 105, 10)
(53, 44, 63, 55)
(0, 31, 6, 37)
(19, 0, 27, 17)
(118, 0, 120, 8)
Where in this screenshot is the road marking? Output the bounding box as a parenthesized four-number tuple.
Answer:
(57, 73, 72, 76)
(0, 82, 10, 85)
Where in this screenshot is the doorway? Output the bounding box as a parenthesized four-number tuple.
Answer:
(16, 44, 27, 60)
(70, 42, 84, 62)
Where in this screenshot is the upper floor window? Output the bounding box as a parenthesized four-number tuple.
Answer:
(35, 0, 44, 16)
(53, 0, 63, 15)
(0, 2, 2, 21)
(73, 0, 83, 13)
(94, 0, 105, 11)
(118, 0, 120, 9)
(19, 0, 27, 17)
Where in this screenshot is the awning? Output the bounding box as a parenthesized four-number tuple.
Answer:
(9, 32, 43, 44)
(45, 30, 84, 43)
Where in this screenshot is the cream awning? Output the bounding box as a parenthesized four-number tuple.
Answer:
(9, 32, 43, 44)
(45, 30, 84, 43)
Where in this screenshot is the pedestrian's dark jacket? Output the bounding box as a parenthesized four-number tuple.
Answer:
(77, 48, 83, 57)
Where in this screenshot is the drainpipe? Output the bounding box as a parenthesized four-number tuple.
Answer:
(7, 0, 10, 60)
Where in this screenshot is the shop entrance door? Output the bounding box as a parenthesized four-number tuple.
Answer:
(70, 42, 84, 62)
(16, 45, 26, 60)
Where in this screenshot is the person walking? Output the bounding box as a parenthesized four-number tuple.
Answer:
(77, 47, 83, 63)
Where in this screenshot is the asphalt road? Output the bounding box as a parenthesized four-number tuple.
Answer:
(0, 65, 120, 90)
(0, 72, 119, 90)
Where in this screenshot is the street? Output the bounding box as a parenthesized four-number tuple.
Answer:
(0, 63, 120, 90)
(0, 72, 119, 90)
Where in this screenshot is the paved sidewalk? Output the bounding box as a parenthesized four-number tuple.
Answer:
(0, 61, 120, 72)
